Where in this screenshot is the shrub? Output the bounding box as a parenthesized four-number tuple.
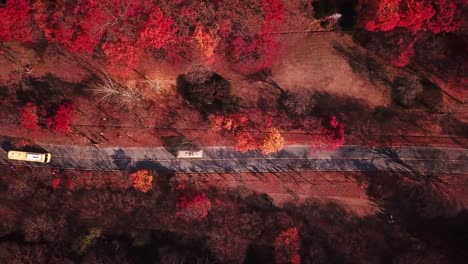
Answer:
(274, 227, 301, 264)
(46, 102, 75, 134)
(51, 178, 60, 190)
(176, 193, 212, 222)
(392, 76, 423, 107)
(177, 71, 234, 112)
(261, 128, 284, 154)
(72, 228, 102, 255)
(22, 214, 66, 242)
(279, 90, 316, 117)
(20, 103, 39, 130)
(390, 38, 418, 67)
(130, 170, 153, 193)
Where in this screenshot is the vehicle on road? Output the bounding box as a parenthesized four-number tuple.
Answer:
(7, 150, 52, 163)
(176, 150, 203, 158)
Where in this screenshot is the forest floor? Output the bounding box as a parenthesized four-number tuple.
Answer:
(2, 163, 467, 218)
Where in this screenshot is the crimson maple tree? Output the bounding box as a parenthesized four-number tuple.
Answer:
(0, 0, 33, 42)
(176, 193, 212, 222)
(229, 0, 285, 74)
(209, 113, 249, 133)
(313, 115, 345, 150)
(360, 0, 464, 67)
(274, 227, 301, 264)
(20, 103, 39, 130)
(361, 0, 462, 33)
(46, 102, 75, 134)
(235, 131, 259, 153)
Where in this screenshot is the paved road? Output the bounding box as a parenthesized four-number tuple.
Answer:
(1, 143, 466, 174)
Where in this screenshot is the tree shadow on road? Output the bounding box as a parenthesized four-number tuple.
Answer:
(134, 159, 175, 173)
(110, 149, 132, 171)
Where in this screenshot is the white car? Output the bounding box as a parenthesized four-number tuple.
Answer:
(7, 151, 52, 163)
(176, 150, 203, 158)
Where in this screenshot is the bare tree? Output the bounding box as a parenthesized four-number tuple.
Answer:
(93, 72, 143, 108)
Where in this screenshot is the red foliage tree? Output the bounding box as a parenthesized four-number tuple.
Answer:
(361, 0, 462, 33)
(229, 0, 285, 74)
(20, 103, 39, 130)
(231, 34, 278, 74)
(176, 193, 212, 222)
(360, 0, 464, 67)
(33, 0, 108, 53)
(391, 37, 418, 67)
(0, 0, 33, 42)
(33, 0, 177, 70)
(235, 131, 259, 152)
(209, 113, 249, 133)
(51, 178, 60, 190)
(137, 6, 177, 49)
(261, 0, 285, 32)
(274, 227, 301, 264)
(427, 0, 462, 33)
(46, 102, 75, 134)
(313, 115, 345, 150)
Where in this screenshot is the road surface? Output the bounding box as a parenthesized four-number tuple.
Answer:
(1, 143, 466, 174)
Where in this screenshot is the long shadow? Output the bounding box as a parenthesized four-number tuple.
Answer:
(333, 43, 392, 87)
(134, 160, 175, 173)
(353, 158, 465, 248)
(110, 149, 132, 171)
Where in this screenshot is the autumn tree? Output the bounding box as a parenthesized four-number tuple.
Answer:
(229, 0, 285, 74)
(0, 0, 33, 42)
(360, 0, 462, 33)
(130, 170, 153, 193)
(33, 0, 108, 53)
(235, 131, 259, 152)
(176, 193, 212, 222)
(313, 115, 345, 150)
(359, 0, 464, 67)
(20, 103, 39, 130)
(32, 0, 177, 76)
(46, 102, 75, 134)
(209, 113, 260, 153)
(209, 113, 249, 133)
(193, 26, 219, 61)
(274, 227, 301, 264)
(261, 128, 284, 154)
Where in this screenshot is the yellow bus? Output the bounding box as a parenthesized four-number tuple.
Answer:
(7, 151, 52, 163)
